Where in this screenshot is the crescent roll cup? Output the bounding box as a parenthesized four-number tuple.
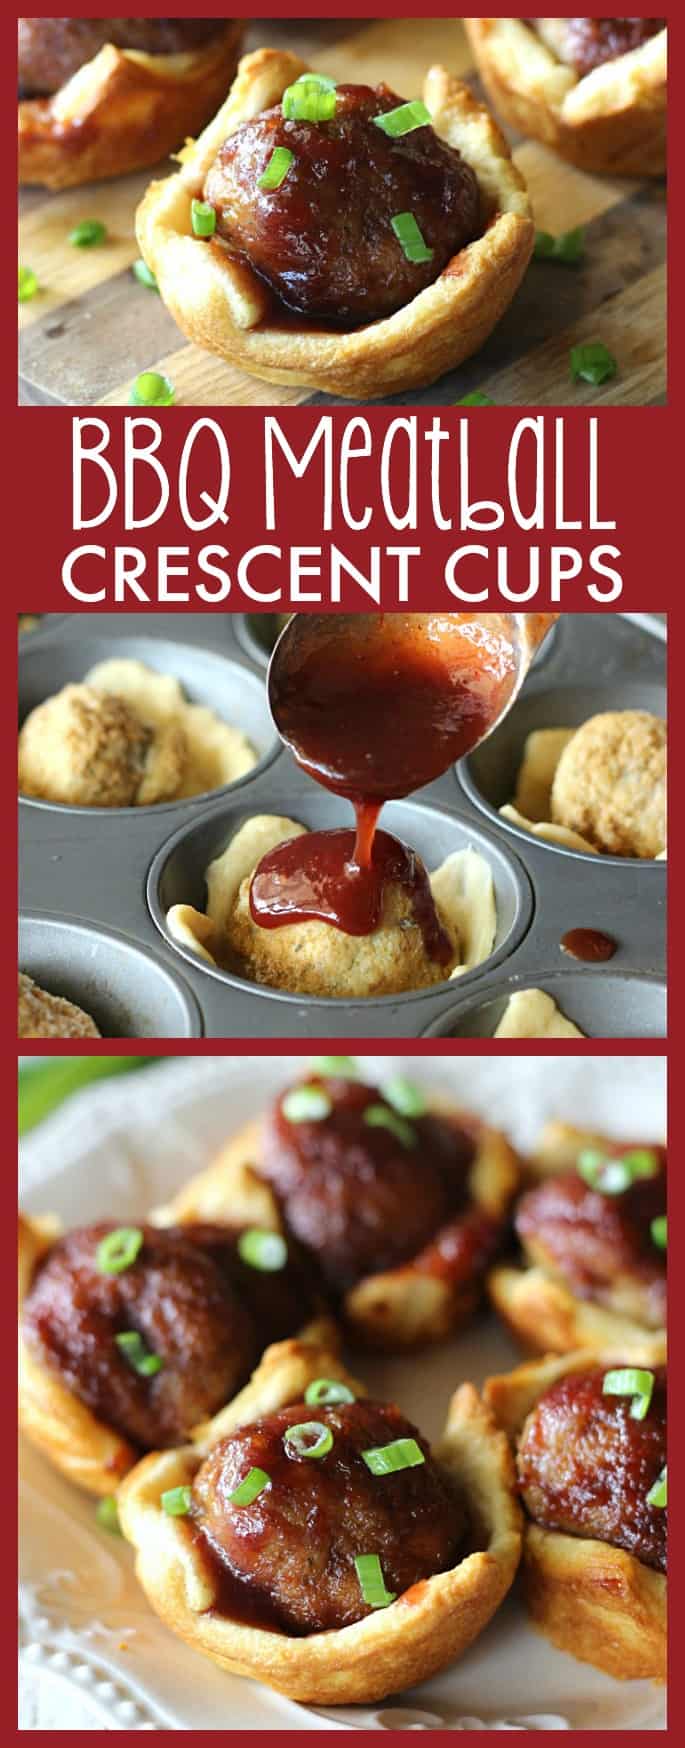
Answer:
(488, 1122, 666, 1364)
(152, 1104, 521, 1349)
(464, 19, 666, 177)
(18, 1211, 335, 1497)
(135, 49, 535, 399)
(118, 1336, 522, 1705)
(485, 1351, 666, 1682)
(19, 23, 244, 190)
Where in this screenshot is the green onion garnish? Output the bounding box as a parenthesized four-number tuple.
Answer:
(96, 1227, 143, 1275)
(534, 227, 585, 264)
(651, 1215, 667, 1251)
(191, 199, 216, 238)
(570, 341, 617, 387)
(284, 1420, 334, 1460)
(69, 219, 107, 248)
(282, 74, 337, 123)
(362, 1438, 425, 1476)
(364, 1104, 416, 1149)
(647, 1466, 667, 1509)
(258, 147, 294, 192)
(115, 1331, 163, 1378)
(603, 1367, 654, 1421)
(304, 1377, 356, 1406)
(311, 1056, 359, 1078)
(129, 371, 175, 407)
(228, 1466, 270, 1507)
(282, 1085, 332, 1123)
(95, 1494, 121, 1535)
(381, 1076, 426, 1118)
(456, 391, 494, 405)
(132, 259, 158, 290)
(390, 211, 433, 265)
(373, 100, 431, 138)
(18, 265, 38, 302)
(355, 1553, 397, 1609)
(161, 1485, 192, 1517)
(578, 1146, 659, 1195)
(237, 1227, 287, 1271)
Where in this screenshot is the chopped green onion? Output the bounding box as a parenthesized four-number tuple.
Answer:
(364, 1103, 416, 1149)
(284, 1420, 333, 1460)
(311, 1056, 359, 1078)
(282, 75, 337, 123)
(237, 1227, 287, 1271)
(362, 1438, 425, 1476)
(161, 1485, 192, 1517)
(282, 1085, 332, 1123)
(373, 100, 431, 138)
(534, 227, 585, 264)
(69, 219, 107, 248)
(603, 1367, 654, 1421)
(622, 1148, 659, 1178)
(647, 1466, 667, 1509)
(456, 390, 494, 405)
(132, 259, 158, 290)
(129, 370, 175, 407)
(258, 147, 294, 192)
(191, 199, 216, 238)
(355, 1553, 397, 1609)
(96, 1227, 143, 1275)
(18, 265, 39, 302)
(381, 1076, 426, 1118)
(96, 1494, 121, 1535)
(578, 1146, 659, 1195)
(304, 1377, 356, 1406)
(570, 342, 617, 387)
(115, 1331, 163, 1378)
(228, 1466, 270, 1507)
(390, 211, 433, 264)
(651, 1215, 667, 1251)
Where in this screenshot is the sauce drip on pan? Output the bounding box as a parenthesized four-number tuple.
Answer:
(560, 927, 618, 963)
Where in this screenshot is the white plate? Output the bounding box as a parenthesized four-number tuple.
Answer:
(19, 1054, 667, 1732)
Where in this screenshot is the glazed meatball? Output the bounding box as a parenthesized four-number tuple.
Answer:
(18, 18, 223, 97)
(516, 1148, 666, 1330)
(517, 1366, 666, 1572)
(193, 1399, 465, 1632)
(203, 83, 481, 324)
(22, 1221, 313, 1450)
(18, 684, 187, 808)
(531, 19, 665, 76)
(259, 1074, 476, 1293)
(550, 711, 666, 858)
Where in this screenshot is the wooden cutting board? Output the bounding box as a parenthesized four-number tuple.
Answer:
(18, 17, 666, 408)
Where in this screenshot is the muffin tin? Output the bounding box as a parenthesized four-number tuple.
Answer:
(18, 612, 666, 1039)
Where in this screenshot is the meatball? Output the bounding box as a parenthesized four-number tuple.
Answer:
(550, 711, 666, 858)
(18, 18, 223, 97)
(22, 1221, 313, 1450)
(517, 1366, 666, 1572)
(18, 972, 100, 1040)
(531, 19, 666, 78)
(18, 683, 187, 808)
(259, 1074, 476, 1293)
(193, 1399, 465, 1632)
(203, 83, 481, 325)
(515, 1151, 666, 1330)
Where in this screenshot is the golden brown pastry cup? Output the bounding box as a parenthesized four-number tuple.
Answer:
(118, 1335, 522, 1705)
(484, 1350, 666, 1682)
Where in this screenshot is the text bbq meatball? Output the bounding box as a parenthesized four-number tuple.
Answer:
(517, 1366, 666, 1572)
(203, 83, 481, 325)
(259, 1074, 477, 1293)
(193, 1399, 465, 1632)
(515, 1146, 666, 1329)
(18, 19, 222, 98)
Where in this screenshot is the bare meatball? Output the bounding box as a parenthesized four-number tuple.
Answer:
(259, 1074, 476, 1294)
(530, 19, 666, 78)
(550, 711, 666, 858)
(18, 972, 100, 1040)
(18, 18, 223, 97)
(18, 683, 187, 808)
(516, 1148, 666, 1330)
(193, 1399, 465, 1632)
(203, 83, 481, 325)
(517, 1366, 666, 1572)
(22, 1221, 314, 1450)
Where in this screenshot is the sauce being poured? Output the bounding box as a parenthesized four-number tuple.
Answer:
(251, 827, 453, 963)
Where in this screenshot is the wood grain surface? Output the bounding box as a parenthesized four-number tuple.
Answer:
(18, 17, 667, 408)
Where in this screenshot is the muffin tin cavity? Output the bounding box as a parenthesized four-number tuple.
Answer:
(19, 913, 203, 1039)
(19, 633, 279, 813)
(235, 613, 286, 668)
(422, 971, 667, 1041)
